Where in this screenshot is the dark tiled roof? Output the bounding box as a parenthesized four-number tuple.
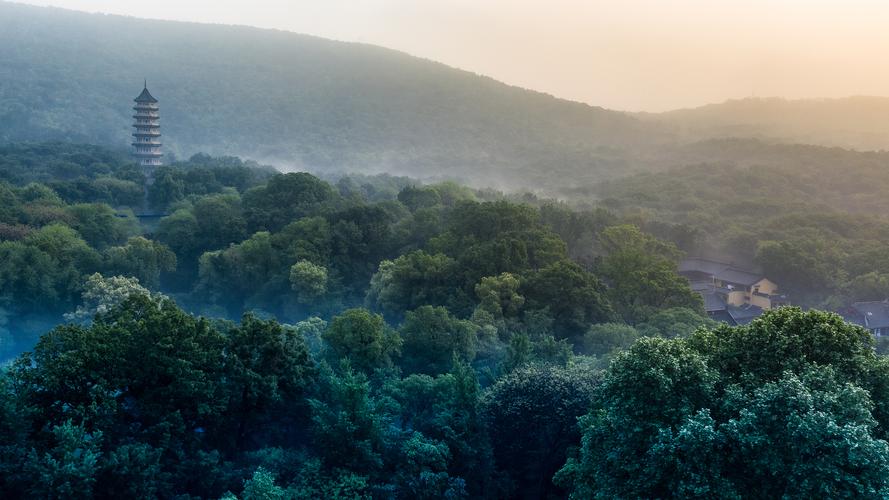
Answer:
(727, 305, 764, 325)
(718, 269, 765, 287)
(679, 258, 765, 287)
(702, 291, 727, 313)
(708, 310, 736, 325)
(135, 86, 158, 103)
(679, 258, 729, 276)
(850, 301, 889, 329)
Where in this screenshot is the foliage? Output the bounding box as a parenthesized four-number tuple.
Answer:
(582, 322, 641, 358)
(322, 309, 401, 373)
(289, 260, 328, 303)
(482, 364, 598, 499)
(366, 251, 464, 321)
(522, 261, 614, 340)
(400, 306, 478, 375)
(596, 224, 702, 324)
(104, 237, 177, 289)
(558, 308, 889, 498)
(64, 272, 160, 323)
(2, 142, 824, 498)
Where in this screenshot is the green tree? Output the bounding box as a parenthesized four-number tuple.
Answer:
(597, 225, 701, 325)
(148, 172, 185, 208)
(0, 224, 101, 314)
(522, 261, 614, 340)
(582, 322, 641, 357)
(197, 231, 282, 313)
(224, 314, 315, 451)
(394, 433, 467, 499)
(637, 307, 714, 339)
(22, 420, 103, 500)
(308, 362, 385, 473)
(323, 308, 401, 373)
(67, 202, 138, 248)
(104, 236, 177, 289)
(756, 235, 841, 299)
(556, 337, 718, 499)
(12, 294, 227, 447)
(558, 308, 889, 498)
(397, 185, 442, 212)
(482, 364, 598, 499)
(471, 273, 525, 334)
(844, 271, 889, 302)
(243, 173, 337, 232)
(400, 306, 477, 375)
(289, 260, 328, 303)
(366, 251, 464, 320)
(241, 467, 285, 500)
(64, 273, 160, 323)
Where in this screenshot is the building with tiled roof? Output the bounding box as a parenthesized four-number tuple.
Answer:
(680, 258, 788, 325)
(841, 301, 889, 337)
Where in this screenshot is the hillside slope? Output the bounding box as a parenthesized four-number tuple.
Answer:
(0, 2, 670, 188)
(640, 97, 889, 151)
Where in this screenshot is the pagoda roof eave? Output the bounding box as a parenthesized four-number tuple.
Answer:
(134, 86, 158, 103)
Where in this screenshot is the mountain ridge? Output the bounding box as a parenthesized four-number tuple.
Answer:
(639, 96, 889, 151)
(0, 1, 669, 188)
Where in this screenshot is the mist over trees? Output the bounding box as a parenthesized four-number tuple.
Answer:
(0, 2, 666, 192)
(4, 3, 889, 496)
(1, 140, 888, 497)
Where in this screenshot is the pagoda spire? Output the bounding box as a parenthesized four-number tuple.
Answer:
(132, 82, 162, 167)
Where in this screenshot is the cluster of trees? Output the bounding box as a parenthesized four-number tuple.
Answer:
(0, 145, 275, 357)
(8, 142, 888, 497)
(0, 143, 709, 363)
(592, 142, 889, 308)
(2, 283, 887, 497)
(0, 286, 600, 498)
(558, 308, 889, 498)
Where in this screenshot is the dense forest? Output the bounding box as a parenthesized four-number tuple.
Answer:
(581, 139, 889, 308)
(5, 2, 889, 498)
(2, 142, 889, 497)
(0, 142, 703, 361)
(0, 142, 706, 497)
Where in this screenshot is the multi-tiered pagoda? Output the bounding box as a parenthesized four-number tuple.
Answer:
(132, 81, 162, 167)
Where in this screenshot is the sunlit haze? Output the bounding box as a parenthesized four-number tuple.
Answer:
(13, 0, 889, 111)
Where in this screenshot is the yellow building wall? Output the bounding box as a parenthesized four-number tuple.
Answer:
(752, 279, 778, 295)
(727, 291, 748, 307)
(750, 294, 772, 309)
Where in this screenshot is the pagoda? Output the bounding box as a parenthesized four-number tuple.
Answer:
(132, 81, 163, 166)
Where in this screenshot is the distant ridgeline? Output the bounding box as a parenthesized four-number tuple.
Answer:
(0, 2, 664, 190)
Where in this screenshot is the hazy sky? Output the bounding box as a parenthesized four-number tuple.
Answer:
(14, 0, 889, 111)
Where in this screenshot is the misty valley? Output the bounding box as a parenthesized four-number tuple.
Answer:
(3, 2, 889, 499)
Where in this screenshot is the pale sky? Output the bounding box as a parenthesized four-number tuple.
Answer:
(14, 0, 889, 112)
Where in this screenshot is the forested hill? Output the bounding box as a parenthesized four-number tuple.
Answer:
(640, 96, 889, 151)
(0, 2, 666, 187)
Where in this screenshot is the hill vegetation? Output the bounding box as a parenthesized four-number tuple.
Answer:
(579, 139, 889, 307)
(1, 144, 888, 498)
(4, 3, 889, 197)
(641, 96, 889, 151)
(0, 2, 665, 190)
(4, 3, 889, 495)
(0, 142, 701, 362)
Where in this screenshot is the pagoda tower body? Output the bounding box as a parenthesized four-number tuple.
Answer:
(132, 82, 163, 166)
